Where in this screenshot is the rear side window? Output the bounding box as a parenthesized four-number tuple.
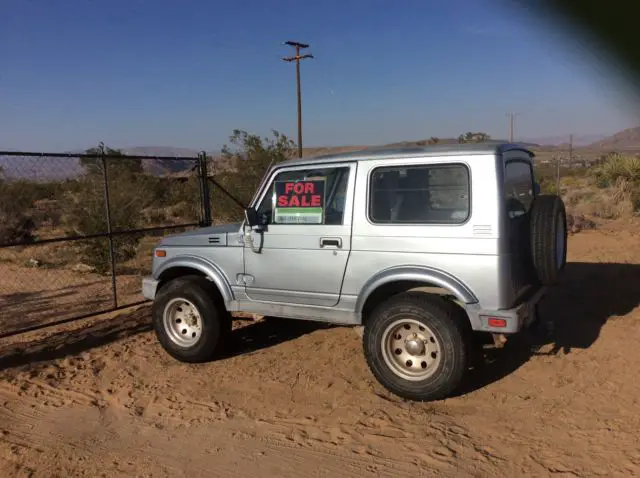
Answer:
(504, 160, 534, 218)
(368, 164, 470, 224)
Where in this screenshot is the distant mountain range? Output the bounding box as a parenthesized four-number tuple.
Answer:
(122, 146, 202, 157)
(0, 146, 220, 181)
(1, 129, 638, 182)
(581, 127, 640, 151)
(122, 147, 207, 177)
(523, 134, 607, 148)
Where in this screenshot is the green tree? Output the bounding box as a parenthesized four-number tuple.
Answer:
(67, 144, 145, 273)
(457, 132, 491, 143)
(79, 143, 143, 179)
(215, 129, 296, 218)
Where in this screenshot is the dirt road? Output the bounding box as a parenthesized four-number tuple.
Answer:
(1, 222, 640, 477)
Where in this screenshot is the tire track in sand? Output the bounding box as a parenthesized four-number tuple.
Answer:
(0, 386, 462, 478)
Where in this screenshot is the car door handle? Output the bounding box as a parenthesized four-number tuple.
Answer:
(320, 237, 342, 248)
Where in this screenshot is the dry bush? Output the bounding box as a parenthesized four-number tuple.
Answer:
(63, 175, 143, 274)
(0, 210, 35, 246)
(590, 153, 640, 187)
(142, 207, 169, 226)
(561, 176, 637, 220)
(216, 129, 296, 217)
(0, 239, 80, 269)
(587, 153, 640, 217)
(0, 176, 71, 245)
(0, 182, 37, 245)
(60, 146, 203, 274)
(534, 162, 587, 196)
(32, 199, 63, 231)
(554, 153, 640, 221)
(167, 177, 202, 222)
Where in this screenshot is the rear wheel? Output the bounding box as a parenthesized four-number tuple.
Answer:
(530, 194, 568, 285)
(152, 276, 231, 363)
(363, 292, 470, 402)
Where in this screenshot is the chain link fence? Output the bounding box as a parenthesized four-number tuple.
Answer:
(0, 147, 216, 338)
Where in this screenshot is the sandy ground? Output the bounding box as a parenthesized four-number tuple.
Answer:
(1, 221, 640, 477)
(0, 264, 143, 334)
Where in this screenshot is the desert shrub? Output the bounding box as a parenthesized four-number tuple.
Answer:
(36, 200, 63, 228)
(79, 145, 144, 177)
(166, 177, 202, 222)
(64, 146, 146, 274)
(0, 180, 38, 245)
(590, 153, 640, 188)
(534, 162, 587, 194)
(538, 176, 559, 195)
(146, 208, 169, 225)
(211, 129, 296, 222)
(123, 175, 200, 226)
(531, 155, 640, 220)
(531, 154, 640, 219)
(0, 174, 72, 244)
(133, 175, 171, 207)
(562, 179, 596, 207)
(64, 178, 143, 273)
(0, 208, 35, 245)
(126, 173, 205, 225)
(560, 175, 582, 189)
(562, 175, 636, 219)
(588, 153, 640, 213)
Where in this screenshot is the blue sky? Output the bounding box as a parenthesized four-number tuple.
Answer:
(1, 0, 639, 152)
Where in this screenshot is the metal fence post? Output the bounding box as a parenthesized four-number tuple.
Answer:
(100, 143, 118, 308)
(198, 151, 212, 226)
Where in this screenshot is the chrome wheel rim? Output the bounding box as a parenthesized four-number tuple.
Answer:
(380, 318, 442, 381)
(163, 298, 202, 347)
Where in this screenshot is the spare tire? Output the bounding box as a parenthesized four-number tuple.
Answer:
(530, 194, 568, 286)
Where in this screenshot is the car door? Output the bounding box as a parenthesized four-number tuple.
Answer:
(243, 162, 356, 307)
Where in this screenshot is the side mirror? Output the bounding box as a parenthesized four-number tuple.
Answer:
(534, 182, 541, 195)
(244, 207, 260, 227)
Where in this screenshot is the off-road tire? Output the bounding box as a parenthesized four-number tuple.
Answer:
(363, 292, 470, 402)
(530, 194, 568, 286)
(152, 276, 231, 363)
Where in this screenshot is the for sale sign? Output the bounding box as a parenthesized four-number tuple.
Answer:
(273, 178, 326, 224)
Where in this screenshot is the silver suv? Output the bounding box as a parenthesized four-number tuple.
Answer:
(142, 143, 568, 402)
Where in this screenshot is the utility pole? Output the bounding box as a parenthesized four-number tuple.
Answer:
(282, 41, 314, 158)
(568, 133, 573, 168)
(506, 112, 520, 142)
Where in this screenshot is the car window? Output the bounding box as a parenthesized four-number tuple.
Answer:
(368, 164, 470, 224)
(256, 166, 350, 225)
(504, 160, 534, 218)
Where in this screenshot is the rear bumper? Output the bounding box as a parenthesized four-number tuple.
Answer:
(142, 276, 159, 301)
(466, 286, 547, 334)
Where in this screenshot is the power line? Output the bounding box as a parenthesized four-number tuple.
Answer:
(282, 41, 314, 158)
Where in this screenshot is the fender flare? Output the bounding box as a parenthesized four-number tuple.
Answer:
(355, 265, 478, 313)
(155, 255, 235, 304)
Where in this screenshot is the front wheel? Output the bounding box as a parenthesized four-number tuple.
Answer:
(152, 276, 231, 363)
(363, 292, 470, 401)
